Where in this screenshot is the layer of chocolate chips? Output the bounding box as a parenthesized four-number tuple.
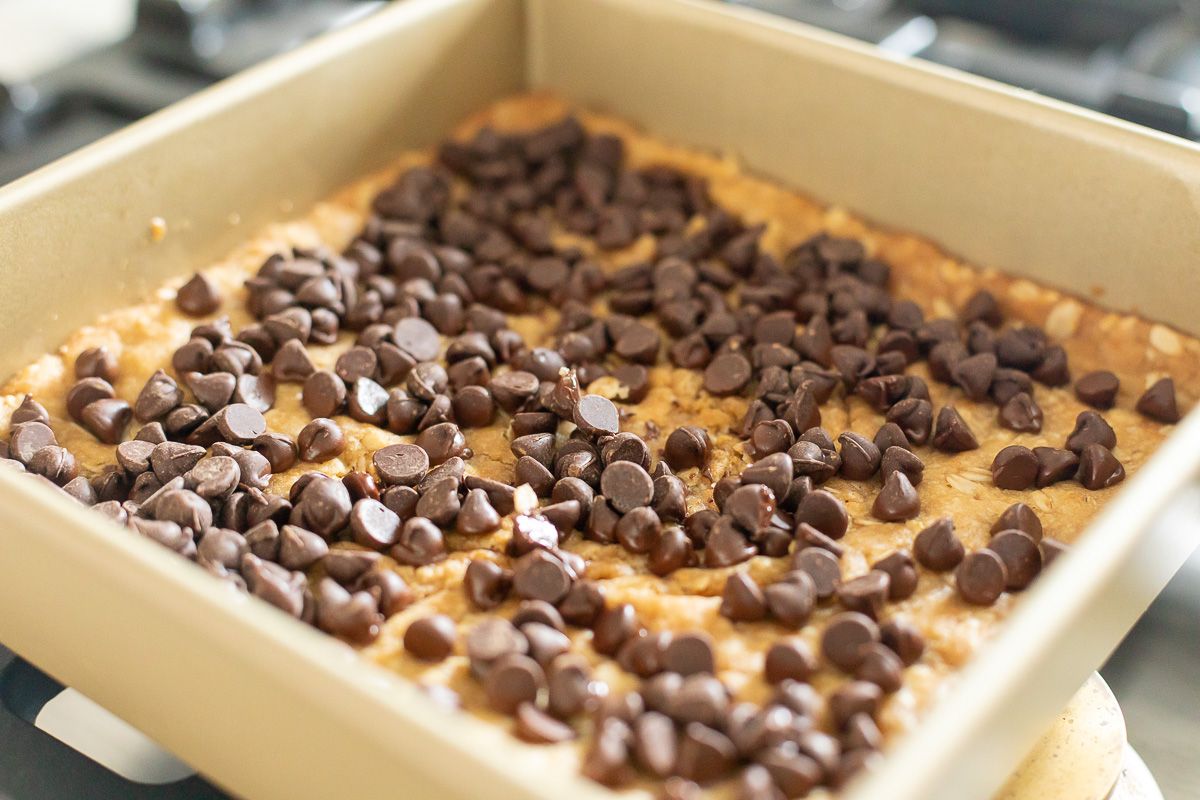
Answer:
(3, 110, 1189, 800)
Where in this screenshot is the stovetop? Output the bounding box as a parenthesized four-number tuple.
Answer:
(0, 2, 1197, 799)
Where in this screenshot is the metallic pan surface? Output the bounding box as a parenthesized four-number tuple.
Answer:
(1, 1, 1199, 798)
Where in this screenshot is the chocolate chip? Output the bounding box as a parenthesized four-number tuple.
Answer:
(721, 573, 767, 622)
(956, 550, 1008, 605)
(872, 550, 917, 600)
(991, 502, 1043, 540)
(1033, 446, 1079, 488)
(389, 516, 446, 566)
(610, 364, 651, 404)
(880, 618, 926, 666)
(1066, 410, 1116, 453)
(251, 432, 296, 474)
(1077, 442, 1125, 489)
(297, 418, 345, 462)
(987, 530, 1042, 590)
(648, 526, 692, 575)
(79, 398, 131, 445)
(573, 394, 620, 436)
(415, 477, 461, 526)
(914, 517, 964, 571)
(830, 681, 888, 729)
(837, 432, 880, 481)
(278, 524, 329, 570)
(349, 498, 401, 550)
(10, 395, 50, 426)
(460, 559, 511, 610)
(1136, 377, 1181, 423)
(704, 352, 752, 396)
(457, 488, 501, 534)
(593, 603, 641, 656)
(9, 422, 57, 465)
(885, 398, 932, 446)
(515, 702, 576, 744)
(600, 461, 655, 513)
(176, 273, 222, 316)
(764, 573, 816, 628)
(951, 352, 996, 401)
(631, 711, 677, 777)
(75, 346, 118, 383)
(1075, 370, 1119, 409)
(652, 474, 687, 522)
(241, 555, 303, 616)
(415, 422, 469, 465)
(855, 643, 904, 693)
(837, 571, 891, 619)
(559, 580, 605, 628)
(404, 614, 457, 661)
(991, 444, 1038, 490)
(272, 339, 316, 382)
(703, 518, 756, 567)
(582, 717, 635, 787)
(794, 489, 848, 539)
(871, 471, 919, 521)
(649, 429, 706, 480)
(995, 391, 1042, 433)
(393, 317, 441, 361)
(740, 453, 794, 501)
(211, 403, 266, 445)
(512, 433, 556, 470)
(513, 549, 573, 604)
(187, 455, 239, 499)
(873, 422, 911, 453)
(931, 406, 978, 453)
(963, 289, 1002, 326)
(822, 611, 880, 672)
(134, 370, 182, 421)
(792, 547, 841, 600)
(302, 370, 346, 418)
(663, 633, 716, 676)
(725, 483, 776, 533)
(28, 446, 77, 485)
(291, 475, 352, 538)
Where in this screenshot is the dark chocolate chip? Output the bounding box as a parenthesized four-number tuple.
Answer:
(600, 461, 655, 513)
(792, 547, 842, 600)
(176, 273, 222, 316)
(297, 418, 345, 462)
(1077, 443, 1125, 490)
(956, 550, 1008, 605)
(1065, 410, 1116, 454)
(931, 405, 978, 452)
(720, 573, 767, 622)
(1033, 446, 1079, 488)
(1075, 370, 1119, 409)
(404, 614, 457, 661)
(991, 445, 1038, 490)
(1136, 377, 1181, 423)
(998, 391, 1043, 433)
(822, 612, 880, 672)
(987, 530, 1042, 590)
(704, 352, 753, 396)
(872, 550, 918, 600)
(914, 517, 964, 571)
(871, 471, 919, 521)
(991, 502, 1043, 540)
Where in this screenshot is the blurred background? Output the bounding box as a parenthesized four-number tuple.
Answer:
(0, 1, 1196, 798)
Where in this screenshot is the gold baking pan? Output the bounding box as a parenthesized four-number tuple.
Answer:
(1, 1, 1198, 798)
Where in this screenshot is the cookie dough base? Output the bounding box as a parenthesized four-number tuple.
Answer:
(2, 94, 1194, 798)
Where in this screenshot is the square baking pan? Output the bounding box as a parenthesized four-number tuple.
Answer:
(2, 1, 1199, 798)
